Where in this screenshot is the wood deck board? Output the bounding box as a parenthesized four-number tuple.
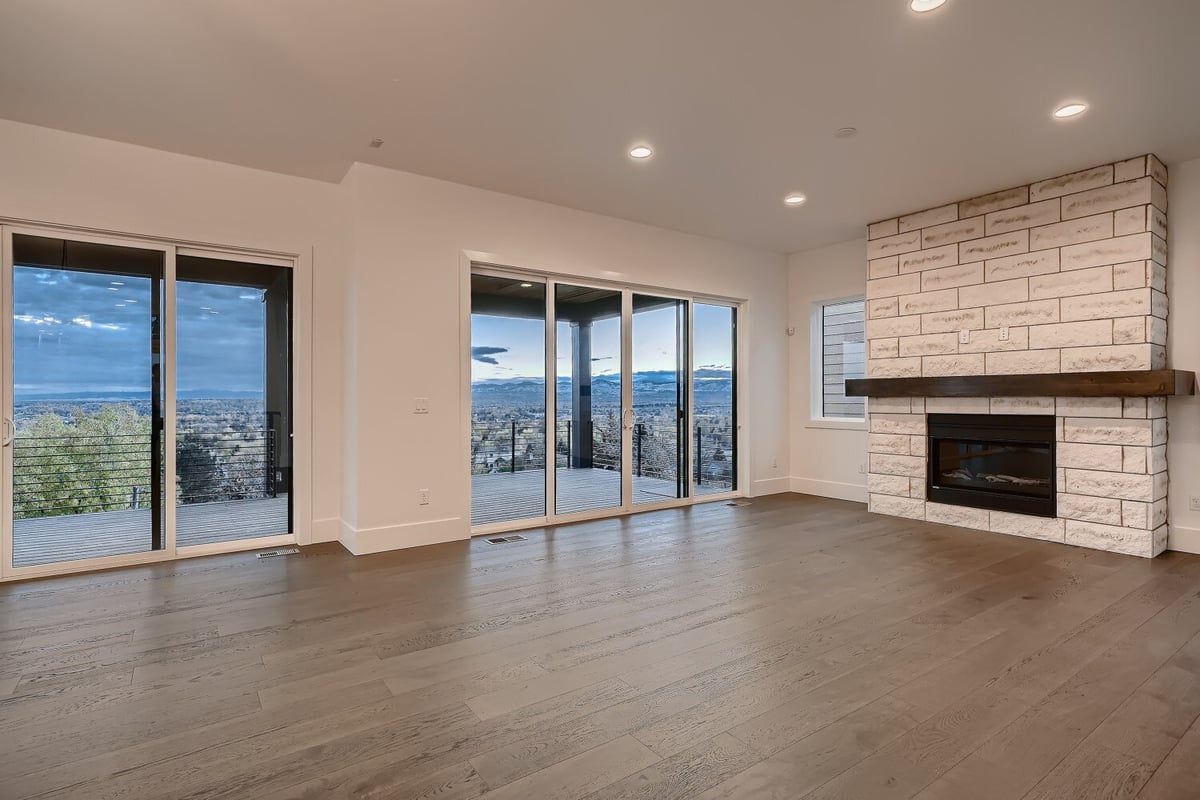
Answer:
(12, 496, 289, 568)
(471, 468, 731, 526)
(1, 494, 1197, 799)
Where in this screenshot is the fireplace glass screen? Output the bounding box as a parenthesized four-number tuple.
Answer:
(927, 413, 1056, 517)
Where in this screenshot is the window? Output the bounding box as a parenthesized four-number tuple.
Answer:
(812, 298, 865, 420)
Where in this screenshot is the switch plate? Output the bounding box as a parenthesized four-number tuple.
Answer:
(999, 327, 1010, 342)
(414, 397, 430, 414)
(418, 489, 431, 505)
(958, 329, 970, 345)
(1190, 496, 1200, 512)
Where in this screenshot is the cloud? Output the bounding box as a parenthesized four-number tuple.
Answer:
(472, 345, 508, 365)
(13, 267, 273, 396)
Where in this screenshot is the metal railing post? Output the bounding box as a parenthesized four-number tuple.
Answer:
(267, 428, 278, 497)
(636, 423, 644, 477)
(511, 420, 517, 473)
(695, 425, 702, 487)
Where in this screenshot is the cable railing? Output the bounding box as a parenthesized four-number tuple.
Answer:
(471, 414, 735, 491)
(12, 429, 278, 519)
(470, 420, 547, 474)
(694, 423, 736, 492)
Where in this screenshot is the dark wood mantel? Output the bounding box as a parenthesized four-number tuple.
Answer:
(845, 369, 1195, 399)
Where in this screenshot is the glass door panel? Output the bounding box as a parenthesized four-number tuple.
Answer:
(469, 274, 547, 526)
(631, 294, 688, 505)
(9, 233, 164, 568)
(555, 284, 622, 515)
(174, 255, 292, 546)
(693, 303, 737, 495)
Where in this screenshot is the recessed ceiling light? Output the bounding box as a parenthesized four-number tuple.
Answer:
(834, 127, 858, 139)
(1053, 102, 1088, 119)
(784, 193, 808, 207)
(369, 138, 384, 148)
(629, 145, 654, 160)
(910, 0, 948, 11)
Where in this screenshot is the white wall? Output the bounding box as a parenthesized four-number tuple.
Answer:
(0, 118, 347, 542)
(787, 238, 869, 502)
(340, 163, 790, 553)
(1166, 156, 1200, 554)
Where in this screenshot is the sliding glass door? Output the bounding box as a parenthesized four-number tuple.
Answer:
(631, 294, 687, 506)
(693, 303, 737, 495)
(468, 275, 548, 526)
(468, 267, 740, 531)
(555, 284, 624, 516)
(8, 233, 165, 568)
(1, 227, 295, 577)
(174, 254, 292, 547)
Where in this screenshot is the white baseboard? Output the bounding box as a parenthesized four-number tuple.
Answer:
(1168, 525, 1200, 555)
(310, 517, 341, 544)
(339, 516, 468, 555)
(750, 477, 791, 497)
(790, 477, 868, 504)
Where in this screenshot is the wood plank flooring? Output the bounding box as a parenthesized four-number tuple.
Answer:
(2, 493, 1199, 799)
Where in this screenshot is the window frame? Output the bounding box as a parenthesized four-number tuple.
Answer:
(808, 295, 867, 429)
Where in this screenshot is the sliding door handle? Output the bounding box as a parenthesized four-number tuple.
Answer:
(2, 418, 12, 447)
(622, 408, 635, 430)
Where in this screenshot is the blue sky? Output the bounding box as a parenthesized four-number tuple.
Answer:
(471, 302, 734, 382)
(14, 266, 267, 398)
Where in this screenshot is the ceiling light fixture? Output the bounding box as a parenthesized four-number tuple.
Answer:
(628, 145, 654, 160)
(834, 127, 858, 139)
(784, 193, 808, 207)
(909, 0, 948, 11)
(369, 138, 384, 148)
(1053, 102, 1088, 119)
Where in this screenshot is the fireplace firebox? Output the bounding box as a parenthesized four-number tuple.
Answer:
(927, 414, 1056, 518)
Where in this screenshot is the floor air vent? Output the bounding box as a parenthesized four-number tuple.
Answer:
(257, 547, 300, 559)
(486, 535, 527, 544)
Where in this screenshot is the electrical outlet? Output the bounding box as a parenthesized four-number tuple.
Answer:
(771, 457, 778, 469)
(958, 329, 970, 345)
(414, 397, 430, 414)
(1190, 496, 1200, 512)
(418, 489, 431, 505)
(858, 463, 866, 474)
(999, 326, 1010, 342)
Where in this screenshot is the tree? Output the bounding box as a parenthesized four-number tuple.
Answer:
(15, 405, 151, 518)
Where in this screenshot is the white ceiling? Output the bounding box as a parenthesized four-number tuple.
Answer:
(1, 0, 1198, 253)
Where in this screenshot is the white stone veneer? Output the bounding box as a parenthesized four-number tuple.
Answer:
(865, 156, 1170, 557)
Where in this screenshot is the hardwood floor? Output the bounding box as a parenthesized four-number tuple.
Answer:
(2, 493, 1200, 799)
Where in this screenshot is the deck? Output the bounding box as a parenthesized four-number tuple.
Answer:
(12, 495, 290, 568)
(471, 468, 730, 526)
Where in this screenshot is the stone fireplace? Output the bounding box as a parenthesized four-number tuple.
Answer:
(853, 155, 1184, 557)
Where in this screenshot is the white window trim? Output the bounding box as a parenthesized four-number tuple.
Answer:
(809, 295, 867, 430)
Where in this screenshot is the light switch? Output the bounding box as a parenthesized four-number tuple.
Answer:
(958, 329, 970, 345)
